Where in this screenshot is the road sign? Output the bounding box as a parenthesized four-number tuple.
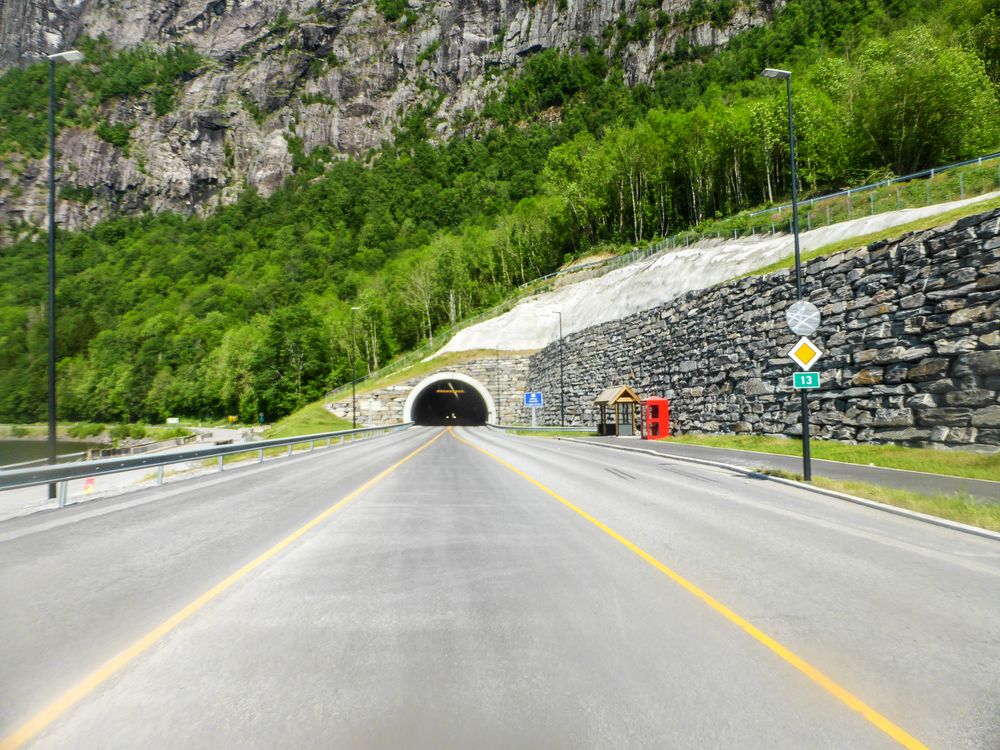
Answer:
(786, 301, 821, 336)
(524, 391, 544, 408)
(793, 372, 821, 389)
(787, 336, 823, 371)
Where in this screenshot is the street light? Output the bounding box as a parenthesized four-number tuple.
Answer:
(45, 49, 84, 500)
(762, 67, 812, 481)
(350, 306, 360, 429)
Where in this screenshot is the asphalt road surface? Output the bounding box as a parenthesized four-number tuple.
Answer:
(1, 427, 998, 749)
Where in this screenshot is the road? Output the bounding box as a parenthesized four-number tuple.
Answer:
(0, 427, 997, 749)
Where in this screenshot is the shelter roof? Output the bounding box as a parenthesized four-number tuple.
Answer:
(593, 385, 641, 405)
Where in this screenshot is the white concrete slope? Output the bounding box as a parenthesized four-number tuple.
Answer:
(436, 192, 1000, 355)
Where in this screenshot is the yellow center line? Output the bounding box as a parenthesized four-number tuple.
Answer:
(448, 427, 931, 750)
(1, 428, 446, 750)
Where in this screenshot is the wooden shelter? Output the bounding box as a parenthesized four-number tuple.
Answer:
(593, 385, 641, 436)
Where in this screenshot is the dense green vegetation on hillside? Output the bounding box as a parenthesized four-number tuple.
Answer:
(1, 0, 999, 424)
(0, 37, 203, 159)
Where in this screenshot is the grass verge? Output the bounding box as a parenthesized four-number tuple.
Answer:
(666, 434, 1000, 482)
(762, 469, 1000, 532)
(510, 429, 597, 438)
(264, 402, 352, 438)
(747, 194, 1000, 278)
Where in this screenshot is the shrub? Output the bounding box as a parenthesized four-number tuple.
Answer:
(68, 422, 105, 438)
(109, 424, 131, 441)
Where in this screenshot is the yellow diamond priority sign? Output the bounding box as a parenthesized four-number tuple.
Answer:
(788, 336, 823, 371)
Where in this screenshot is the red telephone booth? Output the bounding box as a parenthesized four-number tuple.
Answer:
(643, 398, 670, 440)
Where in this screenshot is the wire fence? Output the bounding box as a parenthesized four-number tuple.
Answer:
(328, 149, 1000, 400)
(715, 151, 1000, 238)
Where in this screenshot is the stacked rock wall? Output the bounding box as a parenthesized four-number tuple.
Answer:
(527, 210, 1000, 449)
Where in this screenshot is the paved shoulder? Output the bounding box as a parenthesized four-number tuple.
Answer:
(579, 435, 1000, 503)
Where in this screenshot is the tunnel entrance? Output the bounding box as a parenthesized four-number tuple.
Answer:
(403, 371, 496, 426)
(410, 379, 488, 425)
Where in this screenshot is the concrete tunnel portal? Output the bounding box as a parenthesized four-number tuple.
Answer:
(403, 372, 497, 426)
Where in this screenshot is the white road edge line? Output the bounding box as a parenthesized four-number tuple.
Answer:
(555, 437, 1000, 543)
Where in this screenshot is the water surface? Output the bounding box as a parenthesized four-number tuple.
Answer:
(0, 440, 103, 468)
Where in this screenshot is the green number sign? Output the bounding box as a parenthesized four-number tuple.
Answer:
(792, 372, 821, 389)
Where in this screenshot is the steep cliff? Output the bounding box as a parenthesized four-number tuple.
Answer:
(0, 0, 775, 237)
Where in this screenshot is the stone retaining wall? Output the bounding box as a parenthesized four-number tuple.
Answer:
(526, 209, 1000, 449)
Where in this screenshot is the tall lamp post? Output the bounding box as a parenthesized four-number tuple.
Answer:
(46, 49, 84, 500)
(762, 67, 811, 481)
(350, 306, 360, 429)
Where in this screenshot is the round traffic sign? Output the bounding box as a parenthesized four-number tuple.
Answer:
(786, 301, 821, 336)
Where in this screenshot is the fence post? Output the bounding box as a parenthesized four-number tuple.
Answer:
(310, 439, 315, 452)
(870, 192, 875, 215)
(847, 192, 852, 219)
(217, 455, 224, 472)
(57, 481, 68, 508)
(897, 188, 901, 210)
(287, 444, 293, 457)
(826, 205, 830, 225)
(258, 448, 264, 463)
(157, 465, 164, 486)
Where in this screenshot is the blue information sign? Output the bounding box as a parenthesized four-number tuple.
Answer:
(524, 391, 544, 407)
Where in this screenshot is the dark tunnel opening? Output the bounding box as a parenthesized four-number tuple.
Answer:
(411, 379, 489, 426)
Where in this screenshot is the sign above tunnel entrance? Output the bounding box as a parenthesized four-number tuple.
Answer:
(524, 391, 544, 408)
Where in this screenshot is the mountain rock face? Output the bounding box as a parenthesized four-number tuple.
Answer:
(0, 0, 775, 236)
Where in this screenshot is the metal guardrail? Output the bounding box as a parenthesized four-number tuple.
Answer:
(0, 423, 412, 504)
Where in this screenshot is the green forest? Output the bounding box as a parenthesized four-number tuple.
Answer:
(1, 0, 999, 424)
